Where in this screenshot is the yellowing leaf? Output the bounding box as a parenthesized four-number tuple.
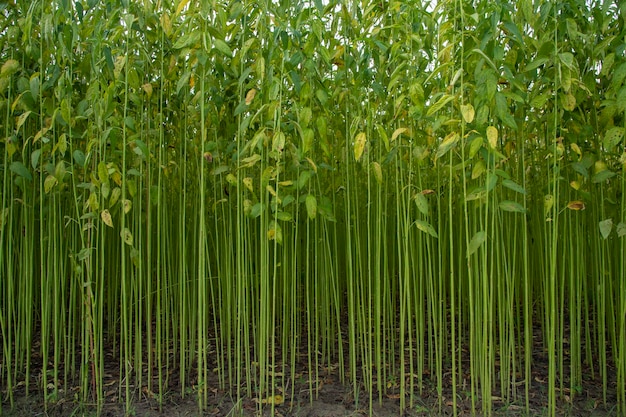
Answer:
(88, 192, 99, 212)
(460, 103, 475, 123)
(566, 201, 585, 211)
(305, 194, 317, 220)
(113, 55, 126, 79)
(44, 175, 58, 193)
(240, 154, 261, 168)
(226, 173, 237, 185)
(353, 132, 366, 161)
(543, 194, 554, 218)
(426, 94, 454, 117)
(243, 177, 253, 192)
(121, 228, 133, 246)
(471, 160, 486, 179)
(101, 209, 114, 228)
(160, 13, 172, 36)
(175, 0, 190, 16)
(570, 143, 582, 158)
(1, 59, 20, 77)
(570, 180, 580, 190)
(267, 221, 283, 244)
(305, 157, 317, 173)
(260, 395, 284, 405)
(391, 127, 407, 142)
(435, 132, 459, 159)
(245, 88, 257, 105)
(272, 131, 285, 153)
(122, 199, 132, 214)
(16, 110, 32, 130)
(142, 83, 153, 97)
(486, 126, 498, 149)
(562, 93, 576, 111)
(414, 219, 438, 238)
(371, 162, 382, 184)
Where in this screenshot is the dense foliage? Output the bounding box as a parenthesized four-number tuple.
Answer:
(1, 0, 625, 415)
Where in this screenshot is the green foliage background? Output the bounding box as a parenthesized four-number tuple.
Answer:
(1, 0, 625, 415)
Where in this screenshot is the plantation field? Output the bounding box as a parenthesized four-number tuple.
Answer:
(2, 0, 626, 416)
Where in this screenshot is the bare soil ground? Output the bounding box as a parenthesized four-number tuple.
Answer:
(1, 321, 620, 416)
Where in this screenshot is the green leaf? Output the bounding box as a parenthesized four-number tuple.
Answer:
(591, 169, 616, 183)
(31, 149, 41, 169)
(469, 136, 483, 158)
(73, 150, 86, 167)
(376, 124, 390, 151)
(599, 218, 613, 239)
(214, 39, 232, 57)
(298, 170, 313, 189)
(571, 162, 588, 178)
(485, 173, 498, 192)
(603, 127, 623, 150)
(612, 62, 626, 90)
(503, 20, 524, 45)
(233, 100, 248, 116)
(414, 193, 429, 216)
(250, 203, 263, 218)
(467, 230, 486, 257)
(176, 72, 191, 94)
(499, 200, 527, 213)
(275, 211, 292, 222)
(502, 179, 526, 195)
(525, 57, 549, 72)
(305, 194, 317, 220)
(212, 165, 229, 176)
(10, 161, 33, 181)
(414, 219, 438, 238)
(470, 48, 498, 72)
(559, 52, 575, 70)
(132, 139, 149, 160)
